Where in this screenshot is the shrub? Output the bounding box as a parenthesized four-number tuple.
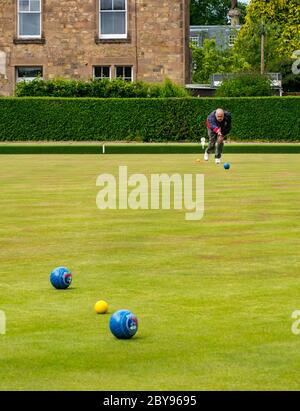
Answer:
(15, 77, 190, 98)
(216, 73, 273, 97)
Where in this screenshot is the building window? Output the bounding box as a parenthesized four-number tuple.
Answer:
(228, 34, 237, 47)
(17, 0, 41, 38)
(115, 66, 132, 82)
(99, 0, 127, 39)
(94, 66, 111, 80)
(16, 66, 43, 83)
(190, 36, 200, 47)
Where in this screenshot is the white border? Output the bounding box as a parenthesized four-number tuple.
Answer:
(16, 66, 43, 83)
(17, 0, 42, 39)
(93, 65, 112, 80)
(99, 0, 127, 39)
(115, 65, 133, 82)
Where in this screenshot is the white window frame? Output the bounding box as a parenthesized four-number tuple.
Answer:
(99, 0, 127, 40)
(93, 66, 112, 80)
(16, 66, 43, 83)
(17, 0, 42, 39)
(115, 65, 133, 82)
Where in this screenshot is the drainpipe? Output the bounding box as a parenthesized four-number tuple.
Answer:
(135, 0, 138, 80)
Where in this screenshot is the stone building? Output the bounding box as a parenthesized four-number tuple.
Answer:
(0, 0, 190, 96)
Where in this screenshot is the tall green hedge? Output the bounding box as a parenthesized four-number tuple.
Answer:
(0, 97, 299, 142)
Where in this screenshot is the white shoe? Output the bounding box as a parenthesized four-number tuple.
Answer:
(215, 158, 221, 165)
(204, 152, 209, 161)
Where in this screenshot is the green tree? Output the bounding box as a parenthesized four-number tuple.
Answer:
(190, 0, 247, 25)
(234, 0, 300, 70)
(191, 39, 250, 83)
(215, 73, 273, 96)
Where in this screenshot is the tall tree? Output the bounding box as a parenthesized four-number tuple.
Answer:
(190, 0, 247, 25)
(234, 0, 300, 70)
(191, 39, 251, 83)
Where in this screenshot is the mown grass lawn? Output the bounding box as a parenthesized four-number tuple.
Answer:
(0, 153, 300, 390)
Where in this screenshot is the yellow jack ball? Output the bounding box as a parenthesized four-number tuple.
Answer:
(94, 300, 108, 314)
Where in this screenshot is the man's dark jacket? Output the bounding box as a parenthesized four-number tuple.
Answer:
(206, 111, 232, 136)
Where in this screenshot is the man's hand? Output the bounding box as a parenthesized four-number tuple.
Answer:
(217, 133, 224, 144)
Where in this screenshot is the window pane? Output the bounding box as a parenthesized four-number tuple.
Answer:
(19, 13, 40, 36)
(113, 0, 125, 11)
(102, 67, 110, 77)
(17, 67, 42, 78)
(101, 12, 113, 34)
(113, 12, 125, 34)
(30, 0, 41, 12)
(101, 0, 112, 10)
(101, 11, 125, 35)
(124, 66, 131, 78)
(94, 67, 102, 78)
(116, 67, 123, 78)
(19, 0, 29, 12)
